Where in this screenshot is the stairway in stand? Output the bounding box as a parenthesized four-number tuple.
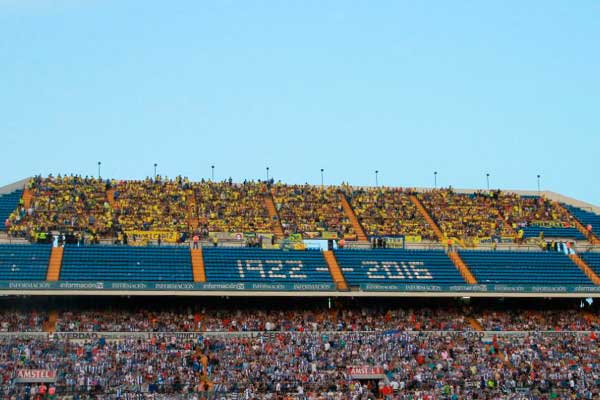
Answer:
(43, 310, 58, 333)
(106, 189, 118, 209)
(264, 192, 285, 239)
(46, 247, 64, 281)
(323, 250, 348, 290)
(448, 251, 478, 284)
(409, 194, 445, 241)
(188, 191, 199, 230)
(22, 189, 33, 209)
(339, 193, 368, 242)
(190, 248, 206, 282)
(466, 316, 483, 331)
(569, 253, 600, 285)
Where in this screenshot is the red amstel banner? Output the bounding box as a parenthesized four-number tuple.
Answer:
(346, 366, 385, 379)
(15, 369, 57, 383)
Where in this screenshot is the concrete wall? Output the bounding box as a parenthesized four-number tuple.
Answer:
(0, 178, 29, 195)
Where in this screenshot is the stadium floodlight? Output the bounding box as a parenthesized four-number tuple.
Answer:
(375, 170, 379, 187)
(486, 173, 490, 190)
(154, 163, 158, 180)
(434, 171, 437, 189)
(97, 161, 101, 180)
(537, 174, 541, 196)
(211, 165, 215, 181)
(266, 167, 270, 181)
(320, 168, 324, 186)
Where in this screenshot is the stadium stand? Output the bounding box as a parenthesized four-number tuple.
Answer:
(0, 189, 22, 231)
(520, 225, 586, 240)
(113, 177, 193, 234)
(459, 250, 591, 285)
(0, 244, 51, 280)
(578, 252, 600, 282)
(60, 245, 193, 281)
(333, 248, 466, 285)
(346, 187, 435, 239)
(418, 189, 514, 241)
(8, 176, 113, 238)
(194, 181, 274, 234)
(202, 247, 333, 283)
(272, 184, 354, 239)
(563, 203, 600, 237)
(503, 195, 584, 240)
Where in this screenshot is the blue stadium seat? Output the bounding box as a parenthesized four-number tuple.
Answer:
(0, 244, 51, 280)
(61, 246, 193, 281)
(578, 253, 600, 280)
(0, 190, 22, 231)
(563, 204, 600, 236)
(203, 248, 332, 283)
(333, 249, 465, 285)
(521, 226, 585, 240)
(459, 250, 590, 285)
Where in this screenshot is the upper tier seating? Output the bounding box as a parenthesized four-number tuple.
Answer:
(202, 247, 332, 283)
(418, 190, 513, 240)
(578, 252, 600, 279)
(0, 190, 22, 231)
(504, 196, 582, 240)
(459, 250, 590, 285)
(113, 177, 193, 233)
(194, 181, 274, 234)
(9, 176, 113, 237)
(347, 188, 435, 239)
(333, 249, 465, 285)
(61, 246, 193, 281)
(0, 244, 51, 280)
(272, 184, 354, 239)
(563, 204, 600, 237)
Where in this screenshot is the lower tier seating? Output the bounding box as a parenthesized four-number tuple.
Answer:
(61, 246, 193, 281)
(202, 247, 332, 283)
(578, 252, 600, 279)
(0, 244, 51, 280)
(333, 249, 465, 285)
(521, 226, 585, 240)
(460, 250, 590, 285)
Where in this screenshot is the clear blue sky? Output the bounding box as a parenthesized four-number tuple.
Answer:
(1, 1, 599, 205)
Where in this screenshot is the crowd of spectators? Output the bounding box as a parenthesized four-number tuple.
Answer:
(0, 310, 45, 332)
(477, 309, 600, 331)
(194, 181, 274, 235)
(1, 330, 599, 398)
(0, 306, 597, 333)
(113, 176, 193, 234)
(500, 194, 578, 231)
(8, 175, 113, 240)
(273, 184, 354, 239)
(52, 307, 470, 333)
(418, 189, 514, 241)
(4, 177, 590, 247)
(347, 187, 435, 240)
